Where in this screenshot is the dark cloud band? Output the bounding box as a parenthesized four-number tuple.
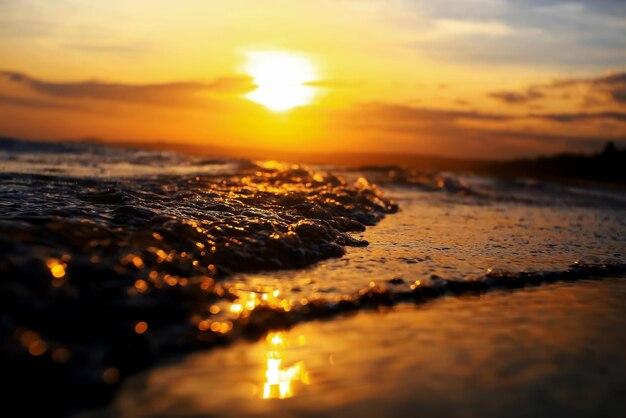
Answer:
(0, 70, 256, 106)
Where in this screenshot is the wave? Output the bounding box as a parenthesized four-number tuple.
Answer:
(0, 159, 397, 415)
(346, 166, 626, 208)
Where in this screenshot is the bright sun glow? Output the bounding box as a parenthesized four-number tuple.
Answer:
(245, 51, 318, 112)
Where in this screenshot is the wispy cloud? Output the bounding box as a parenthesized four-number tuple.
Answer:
(0, 94, 84, 111)
(353, 102, 626, 125)
(595, 73, 626, 104)
(489, 89, 544, 104)
(532, 111, 626, 122)
(354, 102, 509, 122)
(332, 101, 626, 156)
(0, 71, 256, 106)
(488, 71, 626, 106)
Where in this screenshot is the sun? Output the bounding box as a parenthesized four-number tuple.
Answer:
(244, 51, 318, 112)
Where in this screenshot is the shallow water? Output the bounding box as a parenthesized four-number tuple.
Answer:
(1, 138, 625, 416)
(230, 184, 626, 303)
(86, 279, 626, 418)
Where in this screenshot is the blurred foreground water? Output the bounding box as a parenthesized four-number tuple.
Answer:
(86, 279, 626, 418)
(1, 138, 625, 416)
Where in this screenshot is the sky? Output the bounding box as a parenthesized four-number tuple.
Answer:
(1, 0, 625, 158)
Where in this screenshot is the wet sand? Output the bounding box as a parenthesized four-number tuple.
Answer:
(86, 278, 626, 418)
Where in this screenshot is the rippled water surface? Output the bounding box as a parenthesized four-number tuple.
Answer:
(1, 138, 625, 417)
(232, 184, 626, 302)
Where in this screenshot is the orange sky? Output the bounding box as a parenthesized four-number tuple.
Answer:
(1, 0, 625, 158)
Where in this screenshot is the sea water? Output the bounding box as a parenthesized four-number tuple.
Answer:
(1, 138, 625, 417)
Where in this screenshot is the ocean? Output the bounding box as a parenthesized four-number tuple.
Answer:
(1, 138, 625, 417)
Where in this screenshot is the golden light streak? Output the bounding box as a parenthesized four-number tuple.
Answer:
(261, 332, 309, 399)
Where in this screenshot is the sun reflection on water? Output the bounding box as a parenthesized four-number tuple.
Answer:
(228, 288, 285, 316)
(262, 332, 309, 399)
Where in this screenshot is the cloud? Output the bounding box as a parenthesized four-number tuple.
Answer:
(404, 1, 626, 68)
(594, 73, 626, 104)
(548, 71, 626, 90)
(206, 76, 257, 93)
(489, 89, 544, 104)
(0, 94, 84, 111)
(432, 19, 518, 37)
(354, 102, 509, 122)
(533, 111, 626, 122)
(0, 70, 256, 106)
(610, 88, 626, 103)
(597, 73, 626, 84)
(352, 102, 626, 125)
(488, 71, 626, 106)
(330, 101, 626, 157)
(530, 1, 626, 18)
